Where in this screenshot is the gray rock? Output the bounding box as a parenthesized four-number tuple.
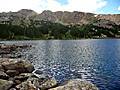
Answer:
(9, 88, 17, 90)
(24, 62, 34, 73)
(32, 70, 58, 89)
(49, 79, 99, 90)
(0, 79, 13, 90)
(16, 79, 38, 90)
(6, 70, 19, 77)
(0, 71, 9, 80)
(14, 76, 28, 82)
(20, 73, 35, 78)
(1, 54, 22, 58)
(0, 65, 4, 71)
(14, 73, 34, 82)
(39, 77, 57, 90)
(16, 76, 57, 90)
(14, 80, 22, 85)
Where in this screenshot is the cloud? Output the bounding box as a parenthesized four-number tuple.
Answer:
(0, 0, 107, 13)
(0, 0, 42, 12)
(118, 6, 120, 11)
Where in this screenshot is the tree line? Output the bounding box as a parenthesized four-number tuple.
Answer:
(0, 20, 120, 40)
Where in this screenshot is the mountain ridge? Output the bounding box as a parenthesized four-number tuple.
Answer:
(0, 9, 120, 25)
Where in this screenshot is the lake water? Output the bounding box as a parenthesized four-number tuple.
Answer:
(1, 39, 120, 90)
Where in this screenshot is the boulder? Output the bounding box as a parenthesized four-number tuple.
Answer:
(0, 79, 13, 90)
(1, 58, 34, 73)
(49, 79, 99, 90)
(33, 70, 58, 89)
(16, 78, 39, 90)
(24, 62, 34, 73)
(16, 74, 57, 90)
(16, 77, 57, 90)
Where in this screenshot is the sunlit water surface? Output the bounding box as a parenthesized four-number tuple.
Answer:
(1, 39, 120, 90)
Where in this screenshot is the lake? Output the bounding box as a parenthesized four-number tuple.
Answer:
(1, 39, 120, 90)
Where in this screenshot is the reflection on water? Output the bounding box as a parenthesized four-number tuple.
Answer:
(2, 39, 120, 90)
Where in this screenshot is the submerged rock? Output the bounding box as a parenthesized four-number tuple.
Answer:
(49, 79, 99, 90)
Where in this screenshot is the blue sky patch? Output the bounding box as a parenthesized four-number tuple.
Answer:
(57, 0, 68, 5)
(98, 0, 120, 14)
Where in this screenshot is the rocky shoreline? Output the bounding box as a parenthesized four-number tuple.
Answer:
(0, 44, 99, 90)
(0, 43, 31, 58)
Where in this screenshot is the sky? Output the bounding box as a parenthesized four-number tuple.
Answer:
(0, 0, 120, 14)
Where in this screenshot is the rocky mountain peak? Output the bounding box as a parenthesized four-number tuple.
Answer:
(0, 9, 120, 25)
(17, 9, 37, 15)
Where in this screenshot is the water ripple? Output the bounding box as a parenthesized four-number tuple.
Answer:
(2, 39, 120, 90)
